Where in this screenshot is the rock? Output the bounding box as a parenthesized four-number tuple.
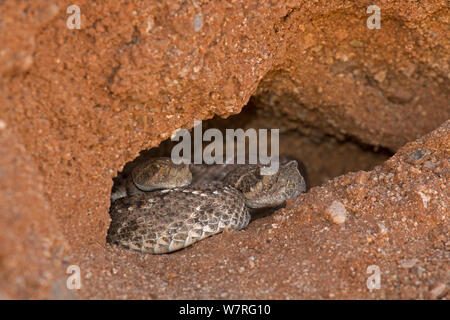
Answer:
(406, 149, 431, 165)
(349, 39, 364, 48)
(429, 283, 447, 299)
(325, 200, 347, 225)
(399, 258, 419, 269)
(374, 70, 387, 83)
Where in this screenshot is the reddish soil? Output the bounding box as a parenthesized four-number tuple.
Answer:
(0, 0, 448, 299)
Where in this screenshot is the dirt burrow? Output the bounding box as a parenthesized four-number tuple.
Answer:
(0, 0, 448, 299)
(74, 120, 450, 299)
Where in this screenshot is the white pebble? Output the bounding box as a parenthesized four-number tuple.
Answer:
(325, 200, 347, 224)
(418, 191, 431, 209)
(377, 222, 388, 234)
(430, 283, 447, 299)
(400, 258, 418, 269)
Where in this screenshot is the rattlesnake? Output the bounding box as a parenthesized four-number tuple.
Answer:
(107, 157, 306, 254)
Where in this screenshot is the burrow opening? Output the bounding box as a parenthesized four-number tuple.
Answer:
(107, 99, 395, 251)
(112, 100, 393, 197)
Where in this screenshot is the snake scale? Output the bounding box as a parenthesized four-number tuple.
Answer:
(107, 157, 306, 254)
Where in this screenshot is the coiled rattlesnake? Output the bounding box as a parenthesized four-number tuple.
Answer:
(107, 158, 306, 254)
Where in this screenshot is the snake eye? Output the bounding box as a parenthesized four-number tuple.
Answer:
(150, 163, 160, 171)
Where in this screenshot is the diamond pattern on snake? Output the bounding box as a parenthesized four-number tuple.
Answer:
(108, 157, 306, 254)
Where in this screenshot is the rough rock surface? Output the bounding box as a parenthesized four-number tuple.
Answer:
(0, 125, 69, 299)
(0, 1, 448, 299)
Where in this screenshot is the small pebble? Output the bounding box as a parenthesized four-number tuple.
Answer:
(377, 222, 388, 235)
(325, 200, 347, 224)
(417, 191, 430, 209)
(406, 149, 430, 164)
(146, 17, 154, 33)
(415, 266, 425, 277)
(399, 258, 418, 269)
(0, 119, 6, 130)
(430, 283, 447, 299)
(349, 39, 364, 48)
(423, 160, 436, 170)
(249, 257, 256, 269)
(374, 70, 387, 83)
(354, 171, 369, 184)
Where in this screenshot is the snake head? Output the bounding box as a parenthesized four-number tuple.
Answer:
(274, 160, 307, 200)
(131, 158, 192, 191)
(225, 160, 307, 209)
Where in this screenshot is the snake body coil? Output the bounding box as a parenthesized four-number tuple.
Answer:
(108, 158, 306, 254)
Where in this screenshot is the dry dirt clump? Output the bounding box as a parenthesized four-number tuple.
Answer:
(0, 126, 69, 299)
(0, 1, 449, 299)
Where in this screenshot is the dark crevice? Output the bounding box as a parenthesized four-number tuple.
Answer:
(114, 99, 393, 192)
